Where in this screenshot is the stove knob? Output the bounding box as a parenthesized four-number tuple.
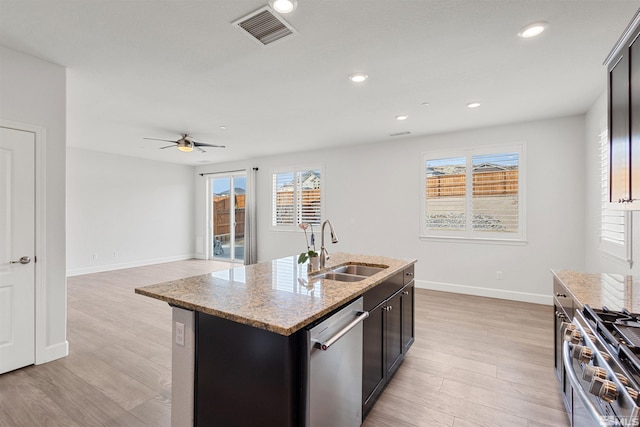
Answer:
(582, 365, 607, 382)
(599, 351, 611, 362)
(616, 373, 630, 386)
(627, 387, 639, 402)
(563, 324, 576, 340)
(589, 377, 618, 403)
(585, 332, 597, 343)
(571, 345, 593, 363)
(570, 330, 584, 345)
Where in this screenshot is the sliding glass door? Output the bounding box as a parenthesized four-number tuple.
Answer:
(210, 174, 246, 262)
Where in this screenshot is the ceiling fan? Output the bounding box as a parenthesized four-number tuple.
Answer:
(144, 134, 226, 153)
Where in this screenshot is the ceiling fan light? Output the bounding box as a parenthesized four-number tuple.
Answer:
(269, 0, 297, 14)
(177, 139, 194, 152)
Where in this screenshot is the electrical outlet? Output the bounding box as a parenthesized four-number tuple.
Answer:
(175, 322, 185, 346)
(113, 251, 119, 258)
(496, 271, 503, 280)
(92, 253, 98, 260)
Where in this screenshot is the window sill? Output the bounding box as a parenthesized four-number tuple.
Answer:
(599, 248, 633, 268)
(419, 235, 528, 246)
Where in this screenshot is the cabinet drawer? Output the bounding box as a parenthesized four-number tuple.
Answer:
(553, 279, 574, 320)
(403, 265, 415, 285)
(363, 271, 403, 312)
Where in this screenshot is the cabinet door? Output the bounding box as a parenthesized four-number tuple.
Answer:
(631, 36, 640, 201)
(384, 291, 403, 377)
(401, 282, 415, 354)
(362, 303, 385, 415)
(610, 53, 630, 203)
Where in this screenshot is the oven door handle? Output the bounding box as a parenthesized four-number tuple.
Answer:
(562, 340, 605, 424)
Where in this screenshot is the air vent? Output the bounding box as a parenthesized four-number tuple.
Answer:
(233, 6, 296, 46)
(390, 131, 412, 137)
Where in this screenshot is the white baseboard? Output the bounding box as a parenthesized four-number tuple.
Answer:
(36, 340, 69, 364)
(66, 254, 196, 277)
(415, 279, 552, 305)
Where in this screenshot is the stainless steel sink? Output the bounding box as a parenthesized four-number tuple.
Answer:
(313, 272, 366, 282)
(311, 264, 387, 282)
(330, 265, 385, 277)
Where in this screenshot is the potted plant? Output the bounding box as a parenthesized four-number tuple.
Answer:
(297, 223, 319, 270)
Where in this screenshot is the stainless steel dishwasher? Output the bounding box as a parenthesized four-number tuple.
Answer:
(307, 297, 368, 427)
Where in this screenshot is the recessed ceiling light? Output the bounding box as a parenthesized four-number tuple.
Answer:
(220, 126, 227, 130)
(421, 102, 430, 107)
(348, 73, 368, 83)
(518, 21, 548, 38)
(396, 115, 408, 121)
(467, 102, 481, 109)
(269, 0, 297, 14)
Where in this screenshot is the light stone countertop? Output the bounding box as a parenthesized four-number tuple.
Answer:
(135, 252, 416, 336)
(553, 270, 639, 312)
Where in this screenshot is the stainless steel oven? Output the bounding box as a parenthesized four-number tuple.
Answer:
(561, 307, 640, 427)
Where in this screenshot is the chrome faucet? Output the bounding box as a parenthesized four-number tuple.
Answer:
(320, 220, 339, 268)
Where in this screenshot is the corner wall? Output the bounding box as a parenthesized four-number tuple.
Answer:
(195, 115, 586, 304)
(0, 46, 67, 361)
(66, 148, 196, 276)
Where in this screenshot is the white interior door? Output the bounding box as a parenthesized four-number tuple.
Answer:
(0, 127, 35, 374)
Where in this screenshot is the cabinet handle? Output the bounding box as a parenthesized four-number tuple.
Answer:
(555, 293, 567, 298)
(402, 291, 409, 295)
(383, 306, 392, 311)
(405, 272, 414, 276)
(555, 310, 565, 320)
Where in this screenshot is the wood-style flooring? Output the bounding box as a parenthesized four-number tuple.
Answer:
(0, 260, 569, 427)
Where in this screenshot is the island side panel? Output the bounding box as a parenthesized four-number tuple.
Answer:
(195, 311, 307, 427)
(172, 307, 196, 427)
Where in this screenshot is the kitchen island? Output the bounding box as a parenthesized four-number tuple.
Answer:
(135, 252, 416, 427)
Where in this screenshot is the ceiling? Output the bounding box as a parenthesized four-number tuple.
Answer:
(0, 1, 638, 166)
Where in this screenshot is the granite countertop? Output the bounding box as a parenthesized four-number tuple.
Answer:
(553, 270, 639, 312)
(135, 252, 416, 336)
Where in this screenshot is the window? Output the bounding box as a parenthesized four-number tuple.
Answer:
(272, 167, 323, 229)
(599, 126, 631, 264)
(421, 144, 525, 242)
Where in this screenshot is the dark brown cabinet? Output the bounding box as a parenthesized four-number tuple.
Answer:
(607, 12, 640, 207)
(362, 266, 415, 419)
(552, 277, 575, 416)
(401, 281, 415, 354)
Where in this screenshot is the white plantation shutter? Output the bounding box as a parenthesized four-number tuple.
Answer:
(422, 144, 525, 242)
(599, 127, 631, 263)
(272, 167, 323, 229)
(425, 158, 466, 231)
(472, 153, 519, 233)
(297, 170, 321, 225)
(272, 172, 295, 226)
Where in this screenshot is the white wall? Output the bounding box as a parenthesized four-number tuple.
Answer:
(0, 46, 67, 361)
(584, 90, 640, 274)
(195, 115, 586, 304)
(66, 148, 196, 275)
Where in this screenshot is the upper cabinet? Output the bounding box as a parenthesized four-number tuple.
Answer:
(607, 10, 640, 209)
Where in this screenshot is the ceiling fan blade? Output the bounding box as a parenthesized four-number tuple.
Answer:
(194, 142, 226, 148)
(144, 137, 177, 143)
(159, 145, 176, 149)
(195, 145, 206, 153)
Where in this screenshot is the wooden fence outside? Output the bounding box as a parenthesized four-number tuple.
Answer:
(213, 194, 245, 239)
(426, 170, 518, 197)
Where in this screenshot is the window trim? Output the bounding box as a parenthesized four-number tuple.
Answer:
(271, 164, 324, 232)
(420, 143, 527, 244)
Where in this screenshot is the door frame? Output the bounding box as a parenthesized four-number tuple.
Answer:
(0, 119, 51, 364)
(206, 172, 246, 263)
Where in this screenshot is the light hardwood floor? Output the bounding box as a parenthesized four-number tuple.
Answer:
(0, 260, 569, 427)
